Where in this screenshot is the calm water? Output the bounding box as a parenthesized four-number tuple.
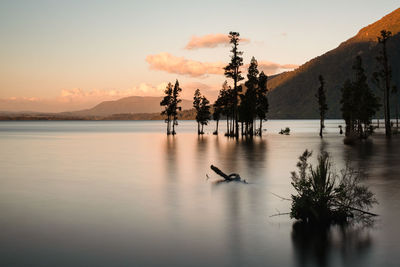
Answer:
(0, 120, 399, 267)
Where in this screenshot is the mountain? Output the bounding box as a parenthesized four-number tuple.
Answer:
(64, 96, 193, 116)
(267, 8, 400, 119)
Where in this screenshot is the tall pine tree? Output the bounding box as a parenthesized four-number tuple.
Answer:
(171, 80, 182, 135)
(160, 82, 173, 135)
(224, 32, 244, 138)
(256, 71, 269, 136)
(375, 30, 393, 137)
(316, 75, 328, 138)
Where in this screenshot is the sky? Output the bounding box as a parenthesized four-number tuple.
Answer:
(0, 0, 399, 112)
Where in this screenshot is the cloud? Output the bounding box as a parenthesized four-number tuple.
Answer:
(146, 52, 299, 77)
(146, 52, 225, 78)
(256, 61, 299, 75)
(59, 83, 168, 101)
(185, 33, 250, 50)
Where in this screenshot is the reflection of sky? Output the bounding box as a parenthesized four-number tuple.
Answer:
(0, 120, 399, 266)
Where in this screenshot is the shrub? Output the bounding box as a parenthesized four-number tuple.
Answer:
(290, 150, 377, 225)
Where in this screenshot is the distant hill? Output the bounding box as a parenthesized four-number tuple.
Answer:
(267, 8, 400, 119)
(0, 109, 197, 121)
(63, 96, 193, 116)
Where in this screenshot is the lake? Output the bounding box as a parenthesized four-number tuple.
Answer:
(0, 120, 399, 267)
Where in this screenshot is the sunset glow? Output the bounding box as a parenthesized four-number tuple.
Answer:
(0, 0, 398, 112)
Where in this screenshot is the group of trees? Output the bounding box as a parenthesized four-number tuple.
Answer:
(373, 30, 396, 137)
(160, 80, 182, 135)
(193, 89, 211, 135)
(220, 32, 269, 138)
(340, 56, 381, 139)
(209, 56, 269, 138)
(160, 31, 270, 137)
(160, 30, 396, 139)
(319, 30, 395, 140)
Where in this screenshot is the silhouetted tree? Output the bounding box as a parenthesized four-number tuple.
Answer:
(193, 89, 211, 134)
(341, 79, 355, 137)
(212, 96, 223, 135)
(374, 30, 393, 137)
(198, 96, 211, 134)
(256, 71, 269, 136)
(224, 31, 244, 138)
(240, 57, 258, 137)
(171, 80, 182, 135)
(316, 75, 328, 138)
(217, 81, 234, 136)
(341, 56, 380, 139)
(393, 85, 399, 128)
(193, 89, 202, 134)
(160, 82, 173, 135)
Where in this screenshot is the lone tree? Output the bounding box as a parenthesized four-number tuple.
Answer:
(160, 82, 173, 135)
(341, 56, 380, 139)
(316, 75, 328, 138)
(193, 89, 202, 135)
(290, 150, 378, 225)
(224, 31, 244, 138)
(193, 89, 211, 135)
(374, 30, 393, 137)
(256, 71, 269, 136)
(170, 80, 182, 135)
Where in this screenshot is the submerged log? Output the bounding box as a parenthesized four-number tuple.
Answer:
(210, 165, 245, 182)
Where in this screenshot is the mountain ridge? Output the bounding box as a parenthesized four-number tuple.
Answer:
(267, 8, 400, 118)
(62, 96, 193, 116)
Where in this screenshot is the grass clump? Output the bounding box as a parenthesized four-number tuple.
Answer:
(290, 150, 377, 225)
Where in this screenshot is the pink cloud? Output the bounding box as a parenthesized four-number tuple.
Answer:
(59, 83, 168, 101)
(146, 53, 299, 77)
(185, 33, 250, 50)
(146, 52, 225, 78)
(0, 83, 169, 113)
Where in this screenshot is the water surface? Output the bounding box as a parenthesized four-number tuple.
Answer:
(0, 120, 399, 267)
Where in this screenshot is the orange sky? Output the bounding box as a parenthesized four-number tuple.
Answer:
(0, 1, 398, 112)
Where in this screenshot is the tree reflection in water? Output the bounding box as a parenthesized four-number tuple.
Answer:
(291, 221, 373, 267)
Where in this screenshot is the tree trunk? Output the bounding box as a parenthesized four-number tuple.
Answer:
(226, 115, 229, 135)
(259, 118, 263, 137)
(396, 93, 399, 128)
(319, 118, 323, 138)
(167, 116, 170, 135)
(231, 112, 235, 136)
(382, 40, 392, 137)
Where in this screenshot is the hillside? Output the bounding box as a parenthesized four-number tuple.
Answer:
(267, 8, 400, 119)
(64, 96, 193, 116)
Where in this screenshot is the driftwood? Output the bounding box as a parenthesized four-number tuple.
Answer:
(210, 165, 247, 183)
